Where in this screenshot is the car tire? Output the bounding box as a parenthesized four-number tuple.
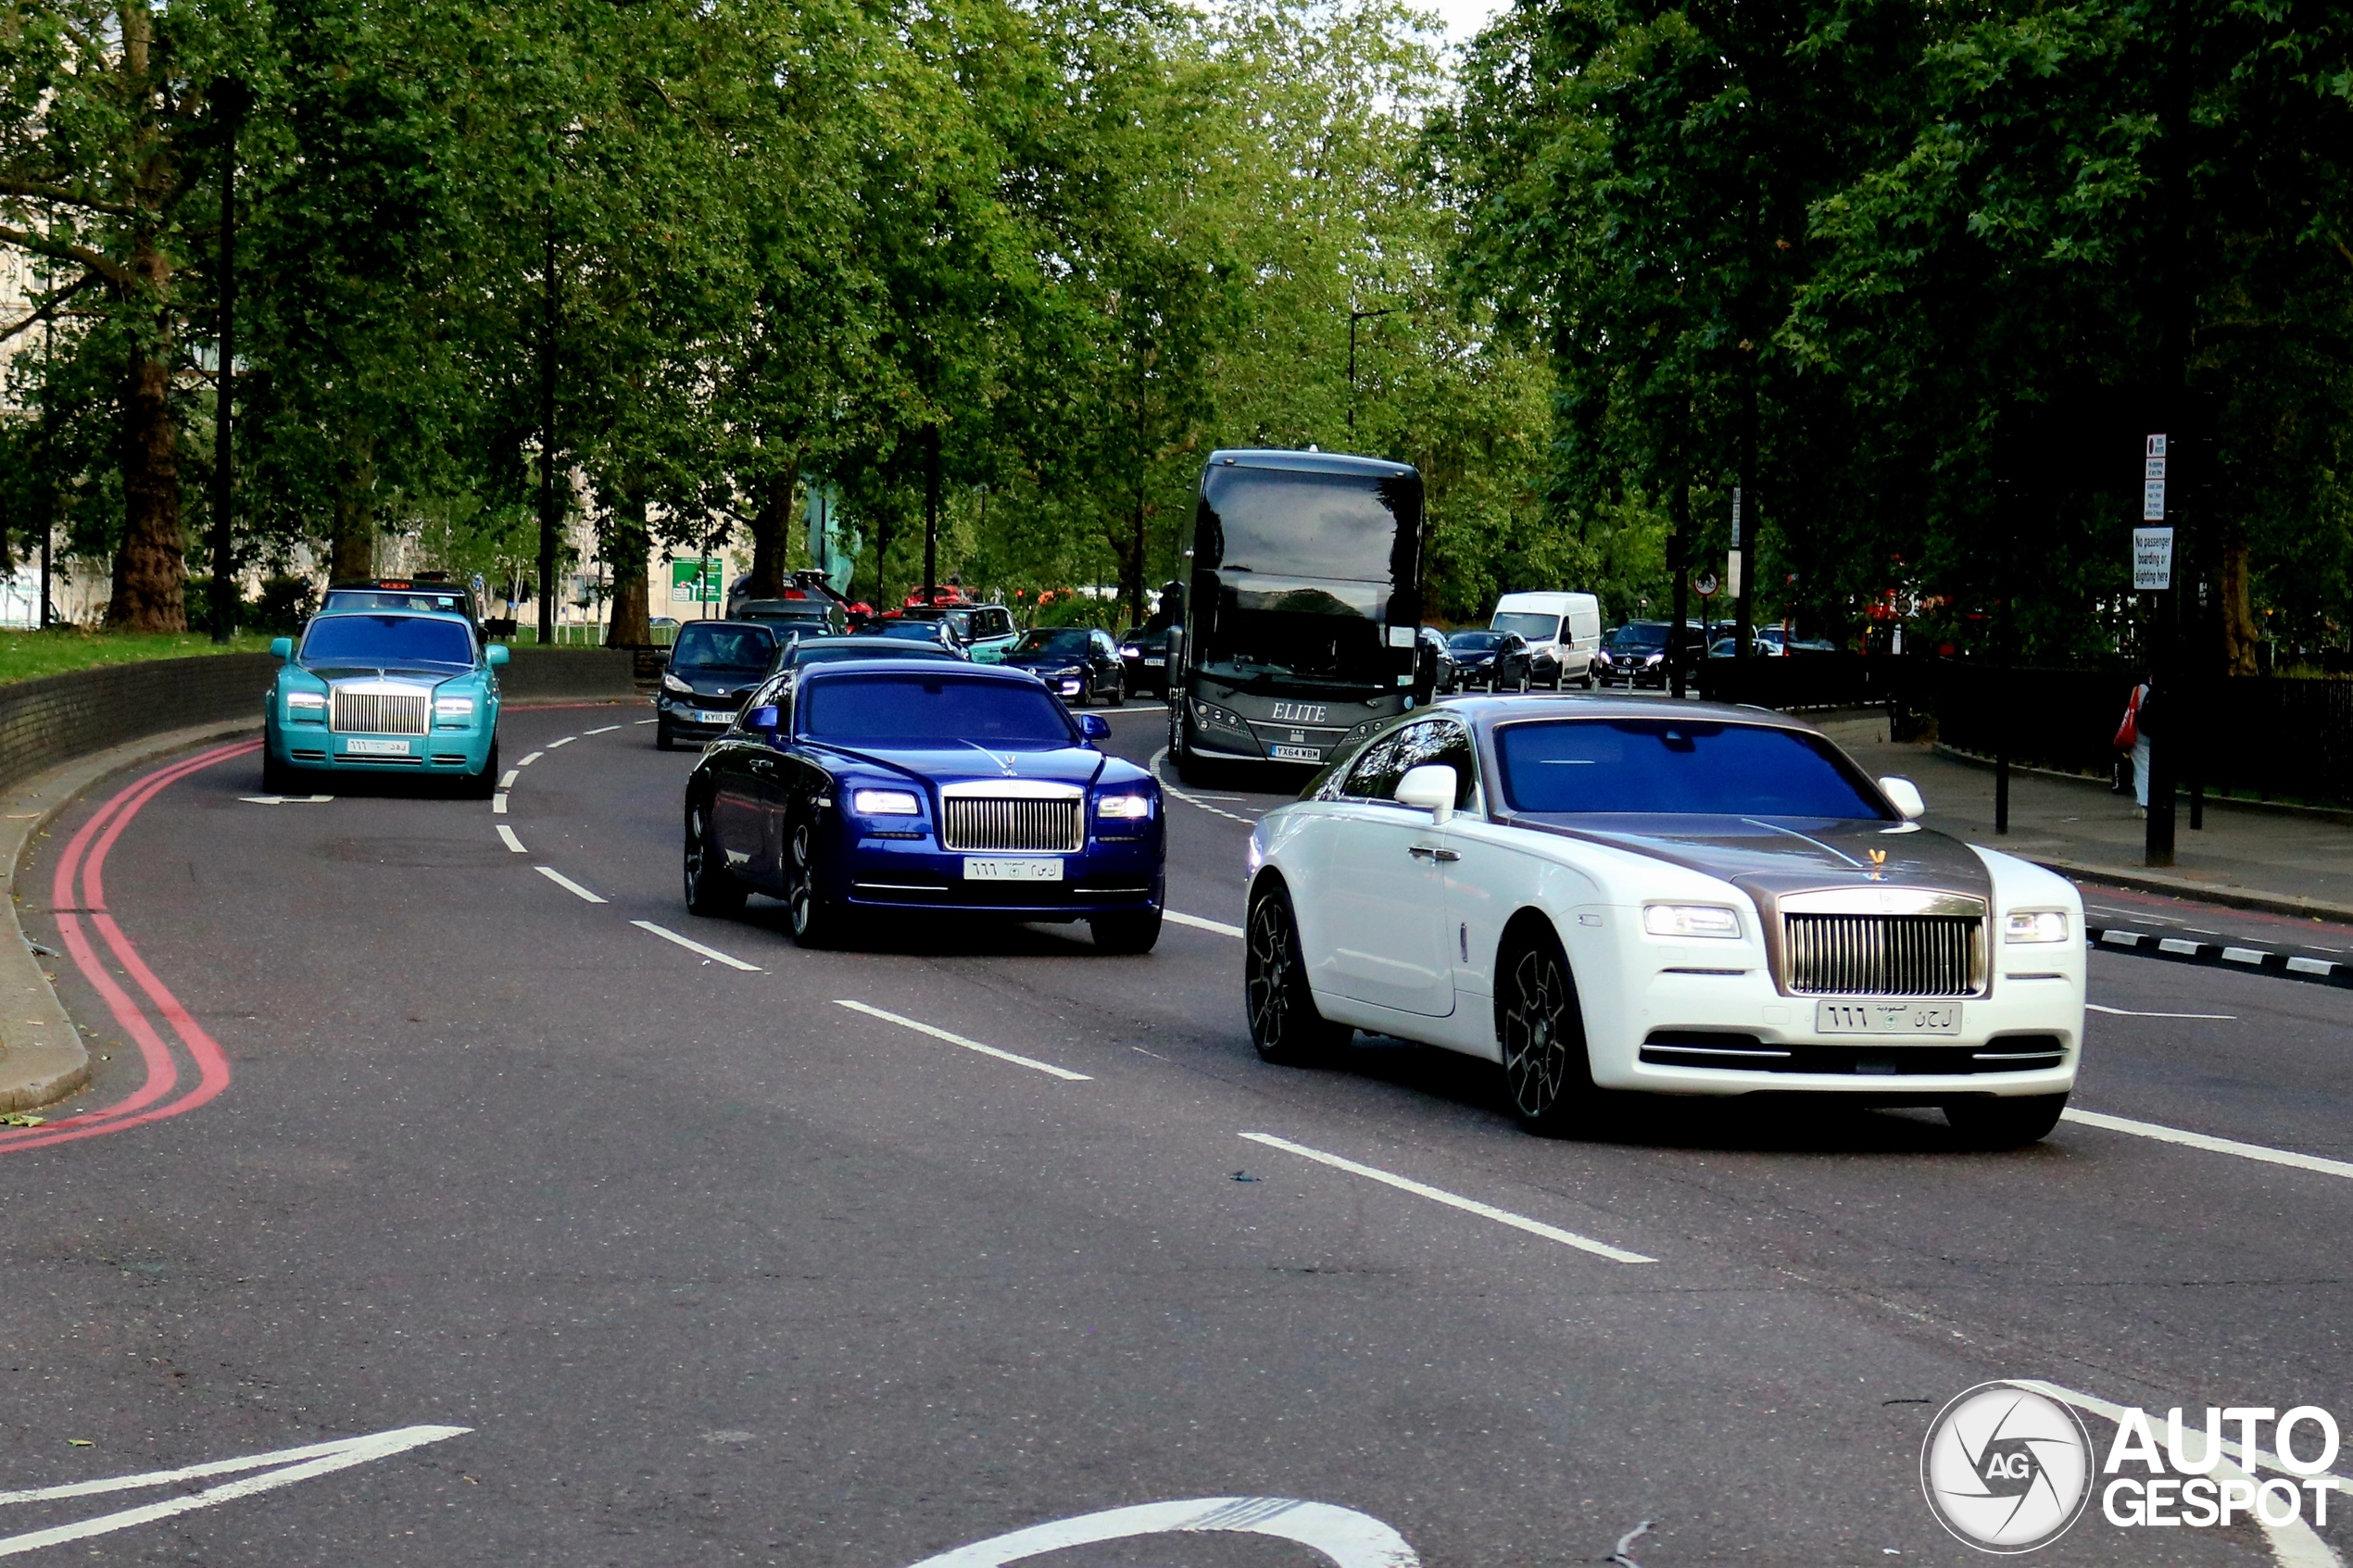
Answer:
(466, 740, 500, 800)
(1497, 922, 1600, 1135)
(1107, 681, 1125, 708)
(655, 721, 676, 752)
(786, 820, 848, 948)
(1245, 882, 1351, 1066)
(1516, 669, 1531, 694)
(683, 799, 749, 918)
(1090, 908, 1161, 954)
(1944, 1093, 2068, 1148)
(261, 747, 294, 795)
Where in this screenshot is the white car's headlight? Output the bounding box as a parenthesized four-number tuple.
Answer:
(283, 690, 326, 711)
(850, 788, 921, 816)
(1097, 793, 1151, 820)
(434, 696, 475, 718)
(2004, 910, 2070, 944)
(1643, 904, 1743, 938)
(662, 672, 694, 696)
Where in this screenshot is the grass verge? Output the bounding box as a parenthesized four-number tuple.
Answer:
(0, 628, 280, 688)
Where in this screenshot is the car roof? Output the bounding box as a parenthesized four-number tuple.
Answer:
(673, 619, 778, 635)
(1431, 692, 1826, 734)
(1205, 447, 1416, 480)
(784, 637, 957, 659)
(309, 608, 474, 626)
(799, 659, 1043, 685)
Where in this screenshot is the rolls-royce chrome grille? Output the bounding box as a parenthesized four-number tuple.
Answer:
(331, 689, 430, 735)
(942, 797, 1083, 853)
(1783, 913, 1981, 997)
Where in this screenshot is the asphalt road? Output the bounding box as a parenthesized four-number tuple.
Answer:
(4, 699, 2348, 1566)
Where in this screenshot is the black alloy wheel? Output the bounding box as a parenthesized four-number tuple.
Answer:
(1089, 908, 1161, 954)
(786, 820, 845, 947)
(1244, 884, 1350, 1065)
(1498, 925, 1597, 1135)
(1944, 1093, 2069, 1148)
(683, 799, 749, 917)
(465, 739, 500, 800)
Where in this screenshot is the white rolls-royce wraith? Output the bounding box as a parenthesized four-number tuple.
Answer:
(1243, 696, 2084, 1146)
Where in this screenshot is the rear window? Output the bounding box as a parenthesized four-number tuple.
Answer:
(301, 615, 475, 669)
(324, 590, 470, 618)
(673, 624, 775, 671)
(1492, 719, 1890, 819)
(801, 673, 1075, 748)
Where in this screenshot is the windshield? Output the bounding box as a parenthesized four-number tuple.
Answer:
(1195, 467, 1417, 583)
(1493, 719, 1891, 818)
(801, 673, 1075, 749)
(1449, 630, 1504, 650)
(323, 590, 471, 620)
(1605, 622, 1669, 650)
(300, 615, 475, 670)
(1491, 612, 1561, 640)
(672, 624, 775, 671)
(1013, 629, 1092, 658)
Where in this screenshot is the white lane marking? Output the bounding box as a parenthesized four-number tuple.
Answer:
(584, 724, 622, 735)
(497, 825, 527, 854)
(631, 920, 761, 972)
(0, 1424, 468, 1558)
(2182, 925, 2220, 935)
(2099, 930, 2144, 946)
(498, 770, 519, 788)
(547, 735, 575, 748)
(2289, 955, 2335, 975)
(535, 866, 606, 904)
(900, 1497, 1418, 1568)
(1149, 746, 1259, 826)
(2086, 1002, 2235, 1020)
(2158, 936, 2201, 955)
(236, 796, 333, 806)
(1239, 1132, 1655, 1264)
(2019, 1382, 2345, 1564)
(833, 999, 1090, 1082)
(519, 751, 544, 765)
(2087, 904, 2138, 916)
(635, 719, 657, 725)
(2223, 946, 2268, 965)
(1166, 909, 1244, 939)
(2064, 1109, 2353, 1183)
(491, 793, 509, 815)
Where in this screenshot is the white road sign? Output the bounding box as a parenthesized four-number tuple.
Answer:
(2133, 527, 2175, 591)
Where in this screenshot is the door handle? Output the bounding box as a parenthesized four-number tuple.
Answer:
(1408, 845, 1460, 862)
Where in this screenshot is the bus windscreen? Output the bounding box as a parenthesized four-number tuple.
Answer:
(1195, 468, 1416, 583)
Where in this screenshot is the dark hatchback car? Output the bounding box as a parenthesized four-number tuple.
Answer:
(1444, 629, 1535, 692)
(1002, 626, 1126, 707)
(656, 621, 781, 750)
(681, 661, 1165, 952)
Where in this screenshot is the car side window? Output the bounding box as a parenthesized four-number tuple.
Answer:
(1343, 720, 1476, 806)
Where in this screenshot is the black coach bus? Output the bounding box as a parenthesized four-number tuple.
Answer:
(1165, 449, 1426, 781)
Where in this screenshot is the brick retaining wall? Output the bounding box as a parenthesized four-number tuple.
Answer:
(0, 647, 638, 798)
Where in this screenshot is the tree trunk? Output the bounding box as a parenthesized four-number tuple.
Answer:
(329, 433, 377, 580)
(2219, 534, 2259, 676)
(108, 261, 185, 631)
(605, 486, 651, 646)
(747, 469, 796, 599)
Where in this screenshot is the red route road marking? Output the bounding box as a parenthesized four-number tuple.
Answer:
(0, 742, 256, 1153)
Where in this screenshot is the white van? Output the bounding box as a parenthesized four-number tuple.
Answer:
(1490, 591, 1604, 688)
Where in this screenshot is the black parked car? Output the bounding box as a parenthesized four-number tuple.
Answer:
(766, 633, 964, 678)
(1444, 629, 1536, 692)
(1003, 626, 1126, 707)
(656, 621, 782, 750)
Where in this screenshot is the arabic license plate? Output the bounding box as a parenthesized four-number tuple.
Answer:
(1269, 745, 1322, 762)
(695, 709, 735, 725)
(964, 858, 1063, 883)
(343, 737, 410, 757)
(1816, 1001, 1962, 1035)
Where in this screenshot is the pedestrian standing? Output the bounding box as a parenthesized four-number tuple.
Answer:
(2114, 678, 2152, 811)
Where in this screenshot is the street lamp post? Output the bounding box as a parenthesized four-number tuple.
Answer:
(1347, 307, 1400, 437)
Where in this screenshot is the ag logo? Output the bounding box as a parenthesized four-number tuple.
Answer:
(1921, 1383, 2094, 1553)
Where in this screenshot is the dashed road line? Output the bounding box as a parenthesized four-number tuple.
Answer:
(497, 825, 527, 854)
(584, 724, 622, 735)
(548, 735, 575, 748)
(833, 999, 1090, 1082)
(498, 770, 519, 788)
(635, 718, 657, 725)
(1166, 909, 1244, 939)
(491, 793, 509, 815)
(535, 866, 606, 904)
(519, 751, 544, 766)
(632, 921, 761, 972)
(1149, 746, 1259, 826)
(1238, 1132, 1656, 1264)
(2063, 1109, 2353, 1183)
(2088, 923, 2353, 991)
(2086, 1002, 2234, 1020)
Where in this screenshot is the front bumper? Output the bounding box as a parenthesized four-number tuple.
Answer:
(831, 829, 1164, 920)
(656, 693, 744, 739)
(269, 716, 497, 772)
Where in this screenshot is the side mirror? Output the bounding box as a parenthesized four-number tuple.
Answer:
(485, 644, 510, 667)
(1394, 763, 1458, 825)
(1879, 775, 1926, 821)
(1077, 712, 1112, 743)
(746, 704, 779, 733)
(270, 637, 293, 660)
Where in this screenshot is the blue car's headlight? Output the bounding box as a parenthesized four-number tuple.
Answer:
(851, 788, 921, 816)
(1097, 792, 1152, 821)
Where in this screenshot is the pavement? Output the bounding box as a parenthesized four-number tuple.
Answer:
(0, 699, 2348, 1564)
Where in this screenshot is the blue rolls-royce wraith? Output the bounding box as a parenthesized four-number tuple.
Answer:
(263, 610, 507, 795)
(680, 661, 1165, 951)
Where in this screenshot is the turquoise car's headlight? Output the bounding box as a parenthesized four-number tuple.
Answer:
(283, 690, 326, 721)
(434, 693, 483, 729)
